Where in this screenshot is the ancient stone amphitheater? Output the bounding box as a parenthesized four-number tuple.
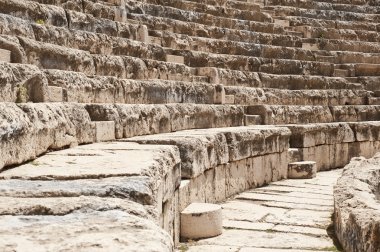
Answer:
(1, 0, 380, 251)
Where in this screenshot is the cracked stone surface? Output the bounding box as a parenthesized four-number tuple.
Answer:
(180, 169, 342, 252)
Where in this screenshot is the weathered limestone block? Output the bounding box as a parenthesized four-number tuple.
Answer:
(84, 104, 245, 139)
(127, 129, 229, 178)
(286, 123, 355, 148)
(0, 13, 36, 40)
(47, 86, 63, 102)
(0, 141, 181, 238)
(334, 155, 380, 252)
(244, 115, 262, 126)
(181, 203, 223, 240)
(0, 48, 11, 62)
(166, 54, 185, 64)
(288, 161, 317, 179)
(247, 105, 333, 125)
(0, 211, 173, 251)
(0, 0, 68, 27)
(0, 62, 47, 102)
(137, 25, 150, 43)
(94, 121, 116, 142)
(288, 148, 301, 163)
(0, 103, 95, 171)
(114, 6, 127, 22)
(225, 95, 235, 104)
(18, 37, 95, 75)
(0, 34, 26, 64)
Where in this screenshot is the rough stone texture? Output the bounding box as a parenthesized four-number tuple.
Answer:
(0, 103, 94, 171)
(127, 126, 291, 178)
(334, 154, 380, 252)
(0, 141, 181, 251)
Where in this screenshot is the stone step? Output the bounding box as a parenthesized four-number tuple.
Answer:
(166, 54, 185, 64)
(368, 97, 380, 105)
(47, 86, 64, 102)
(180, 203, 222, 240)
(273, 18, 289, 27)
(0, 102, 247, 171)
(333, 69, 349, 77)
(0, 48, 11, 63)
(94, 121, 116, 142)
(244, 115, 262, 126)
(288, 15, 380, 34)
(268, 0, 380, 14)
(302, 43, 319, 51)
(288, 161, 317, 179)
(148, 36, 162, 46)
(373, 90, 380, 97)
(269, 5, 380, 23)
(246, 104, 380, 125)
(227, 87, 370, 106)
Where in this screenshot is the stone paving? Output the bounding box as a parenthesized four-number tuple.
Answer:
(180, 169, 342, 252)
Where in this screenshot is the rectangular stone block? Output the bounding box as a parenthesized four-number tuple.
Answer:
(166, 55, 184, 64)
(368, 97, 380, 105)
(148, 36, 161, 46)
(225, 95, 235, 104)
(0, 48, 11, 63)
(214, 85, 225, 104)
(197, 67, 220, 84)
(288, 148, 301, 163)
(294, 26, 312, 38)
(302, 43, 318, 51)
(373, 91, 380, 97)
(244, 115, 262, 126)
(333, 69, 349, 77)
(137, 25, 150, 43)
(48, 86, 63, 102)
(95, 121, 116, 142)
(114, 7, 127, 23)
(315, 55, 335, 63)
(273, 19, 289, 27)
(108, 0, 125, 5)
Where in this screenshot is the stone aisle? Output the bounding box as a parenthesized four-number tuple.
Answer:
(180, 169, 342, 252)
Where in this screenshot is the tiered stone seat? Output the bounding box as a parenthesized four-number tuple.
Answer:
(1, 0, 380, 250)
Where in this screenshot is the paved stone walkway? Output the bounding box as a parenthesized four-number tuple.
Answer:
(180, 169, 342, 252)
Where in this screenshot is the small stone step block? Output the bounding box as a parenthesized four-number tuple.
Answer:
(373, 90, 380, 97)
(333, 69, 349, 77)
(0, 48, 11, 62)
(48, 86, 63, 102)
(288, 161, 317, 179)
(198, 67, 220, 84)
(294, 26, 312, 38)
(368, 97, 380, 105)
(166, 54, 184, 64)
(180, 203, 222, 240)
(114, 6, 127, 22)
(225, 95, 235, 104)
(148, 36, 161, 46)
(274, 18, 289, 27)
(108, 0, 125, 6)
(244, 115, 262, 126)
(302, 43, 318, 51)
(288, 148, 302, 163)
(95, 121, 116, 142)
(137, 25, 149, 43)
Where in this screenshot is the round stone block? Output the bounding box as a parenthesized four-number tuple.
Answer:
(288, 161, 317, 179)
(180, 203, 222, 240)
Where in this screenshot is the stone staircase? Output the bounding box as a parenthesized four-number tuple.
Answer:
(0, 0, 380, 250)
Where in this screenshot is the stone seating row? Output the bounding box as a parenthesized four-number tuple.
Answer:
(268, 0, 380, 14)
